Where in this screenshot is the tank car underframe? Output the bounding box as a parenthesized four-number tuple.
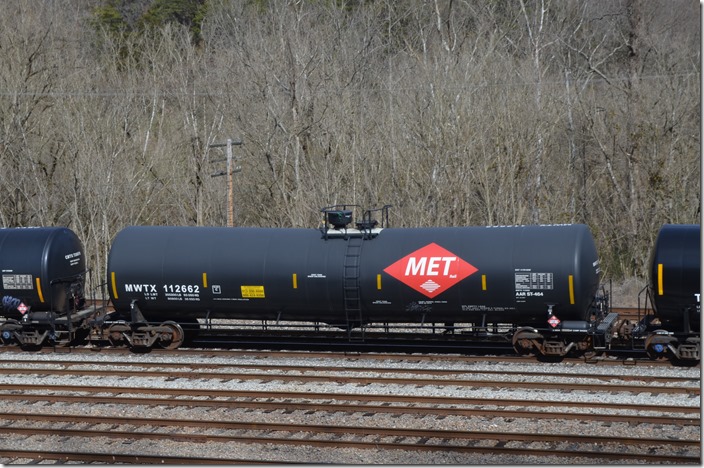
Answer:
(96, 300, 187, 350)
(95, 297, 622, 358)
(638, 322, 701, 362)
(0, 305, 106, 348)
(642, 329, 700, 361)
(103, 319, 185, 350)
(635, 287, 701, 361)
(511, 320, 612, 358)
(505, 293, 616, 358)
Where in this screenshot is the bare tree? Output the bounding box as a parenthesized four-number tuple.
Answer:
(0, 0, 698, 287)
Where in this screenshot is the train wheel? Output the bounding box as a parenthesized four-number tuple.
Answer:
(0, 320, 20, 345)
(646, 346, 666, 360)
(644, 329, 673, 360)
(158, 321, 185, 350)
(573, 336, 602, 359)
(107, 321, 129, 347)
(512, 327, 542, 356)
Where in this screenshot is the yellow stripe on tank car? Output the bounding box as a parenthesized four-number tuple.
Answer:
(292, 273, 298, 289)
(481, 275, 487, 291)
(35, 278, 45, 303)
(377, 274, 382, 290)
(202, 273, 208, 288)
(658, 263, 664, 295)
(568, 275, 575, 305)
(111, 272, 118, 299)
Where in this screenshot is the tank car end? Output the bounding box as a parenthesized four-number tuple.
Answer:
(0, 227, 106, 349)
(641, 224, 701, 362)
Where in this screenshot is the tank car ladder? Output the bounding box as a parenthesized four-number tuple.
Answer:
(343, 236, 365, 341)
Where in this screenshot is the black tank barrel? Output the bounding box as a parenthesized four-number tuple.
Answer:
(107, 224, 600, 327)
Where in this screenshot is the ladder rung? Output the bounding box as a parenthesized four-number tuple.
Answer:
(344, 237, 363, 341)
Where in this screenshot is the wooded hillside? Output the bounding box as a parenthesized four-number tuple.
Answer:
(0, 0, 700, 294)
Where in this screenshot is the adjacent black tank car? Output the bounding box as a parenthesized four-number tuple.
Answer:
(643, 224, 700, 360)
(649, 224, 700, 329)
(0, 227, 85, 316)
(0, 227, 100, 347)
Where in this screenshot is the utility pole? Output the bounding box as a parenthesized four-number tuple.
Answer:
(209, 138, 243, 227)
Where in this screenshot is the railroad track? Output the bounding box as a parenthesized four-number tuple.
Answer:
(0, 450, 282, 464)
(0, 413, 698, 464)
(0, 350, 692, 382)
(0, 361, 698, 394)
(0, 383, 698, 425)
(0, 349, 699, 464)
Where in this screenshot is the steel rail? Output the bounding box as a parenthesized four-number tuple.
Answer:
(0, 358, 695, 383)
(0, 345, 687, 367)
(0, 366, 697, 394)
(0, 383, 697, 415)
(0, 449, 294, 464)
(0, 415, 699, 464)
(0, 391, 697, 425)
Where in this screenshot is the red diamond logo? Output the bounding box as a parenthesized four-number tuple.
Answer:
(383, 243, 478, 298)
(17, 303, 28, 315)
(548, 315, 561, 328)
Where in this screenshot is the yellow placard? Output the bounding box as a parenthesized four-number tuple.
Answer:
(241, 285, 265, 298)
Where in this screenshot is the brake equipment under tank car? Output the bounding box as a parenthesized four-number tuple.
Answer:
(105, 205, 622, 357)
(0, 227, 103, 347)
(641, 224, 701, 361)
